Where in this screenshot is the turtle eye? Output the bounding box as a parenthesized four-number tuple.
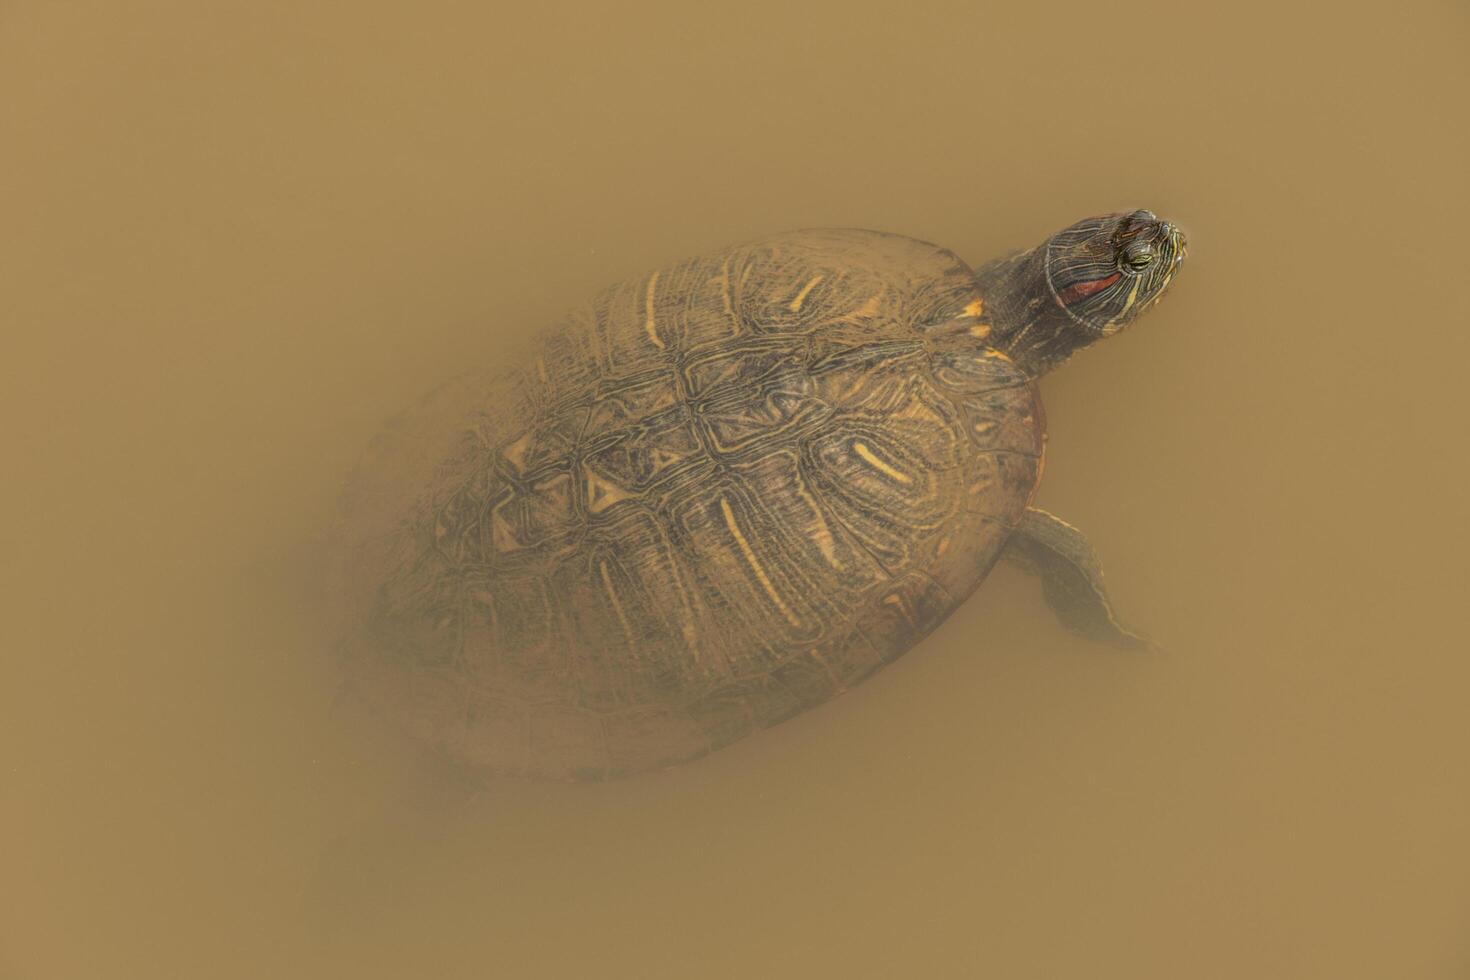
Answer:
(1120, 242, 1155, 272)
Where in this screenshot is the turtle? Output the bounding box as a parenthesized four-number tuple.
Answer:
(330, 209, 1187, 780)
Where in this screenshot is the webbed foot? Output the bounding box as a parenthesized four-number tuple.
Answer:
(1002, 507, 1154, 651)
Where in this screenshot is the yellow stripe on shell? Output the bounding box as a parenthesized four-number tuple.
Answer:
(852, 441, 912, 484)
(720, 497, 801, 628)
(788, 275, 824, 312)
(598, 560, 637, 648)
(644, 270, 664, 349)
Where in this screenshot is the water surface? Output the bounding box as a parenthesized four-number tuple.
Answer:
(3, 2, 1467, 977)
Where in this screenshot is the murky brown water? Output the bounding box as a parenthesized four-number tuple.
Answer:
(4, 2, 1468, 977)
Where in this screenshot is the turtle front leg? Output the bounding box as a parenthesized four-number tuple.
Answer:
(1002, 507, 1152, 651)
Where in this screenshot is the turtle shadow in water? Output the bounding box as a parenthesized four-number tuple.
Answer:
(238, 531, 470, 926)
(302, 703, 610, 937)
(234, 535, 463, 937)
(302, 703, 492, 936)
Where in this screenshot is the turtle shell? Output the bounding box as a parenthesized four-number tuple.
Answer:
(332, 229, 1045, 779)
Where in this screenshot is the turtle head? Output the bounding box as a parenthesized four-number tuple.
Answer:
(975, 209, 1186, 376)
(1045, 210, 1186, 334)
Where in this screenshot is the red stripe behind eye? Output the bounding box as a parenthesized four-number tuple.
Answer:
(1057, 272, 1121, 305)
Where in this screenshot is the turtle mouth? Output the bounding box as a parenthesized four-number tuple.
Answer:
(1158, 219, 1188, 279)
(1161, 221, 1188, 263)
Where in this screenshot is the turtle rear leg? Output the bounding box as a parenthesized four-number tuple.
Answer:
(1002, 507, 1153, 651)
